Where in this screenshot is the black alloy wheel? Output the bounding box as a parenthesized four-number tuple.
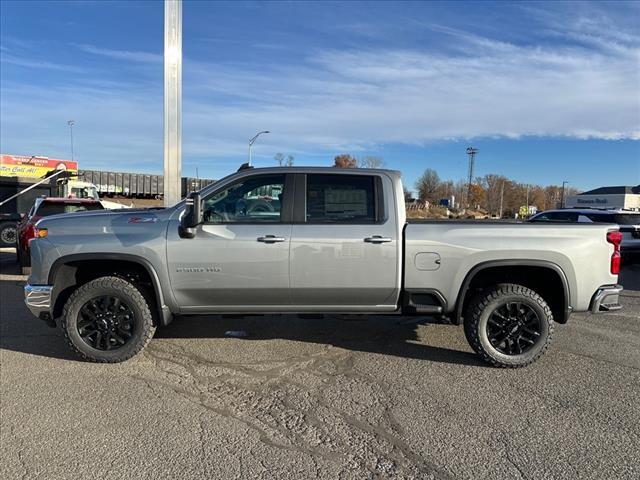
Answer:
(77, 295, 136, 351)
(486, 301, 542, 355)
(463, 283, 554, 368)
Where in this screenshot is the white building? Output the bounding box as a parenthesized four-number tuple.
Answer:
(565, 185, 640, 211)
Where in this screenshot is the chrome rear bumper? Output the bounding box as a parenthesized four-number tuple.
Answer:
(590, 285, 623, 313)
(24, 284, 53, 318)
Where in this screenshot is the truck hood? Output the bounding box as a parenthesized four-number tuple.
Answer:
(36, 206, 172, 225)
(34, 204, 180, 256)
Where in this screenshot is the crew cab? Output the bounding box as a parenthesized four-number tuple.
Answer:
(16, 197, 104, 273)
(24, 167, 624, 367)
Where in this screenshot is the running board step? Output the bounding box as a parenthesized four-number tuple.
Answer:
(411, 305, 443, 314)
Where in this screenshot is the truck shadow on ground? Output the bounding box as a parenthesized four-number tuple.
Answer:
(154, 313, 486, 367)
(1, 284, 482, 367)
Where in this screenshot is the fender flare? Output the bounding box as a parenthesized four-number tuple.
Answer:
(453, 259, 572, 324)
(48, 253, 173, 326)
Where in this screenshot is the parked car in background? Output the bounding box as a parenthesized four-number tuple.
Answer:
(16, 197, 104, 273)
(529, 208, 640, 262)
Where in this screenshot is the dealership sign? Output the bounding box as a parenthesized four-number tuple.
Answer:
(576, 198, 609, 205)
(0, 154, 78, 179)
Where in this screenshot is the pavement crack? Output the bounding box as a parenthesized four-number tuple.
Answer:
(496, 433, 529, 480)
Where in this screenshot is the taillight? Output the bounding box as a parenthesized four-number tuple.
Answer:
(26, 226, 48, 245)
(26, 224, 37, 241)
(607, 231, 622, 275)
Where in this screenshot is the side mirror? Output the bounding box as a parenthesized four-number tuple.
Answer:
(179, 191, 202, 239)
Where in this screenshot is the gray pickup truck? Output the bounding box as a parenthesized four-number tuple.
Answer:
(25, 167, 624, 367)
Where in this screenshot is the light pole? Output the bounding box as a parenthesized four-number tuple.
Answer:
(67, 120, 75, 161)
(561, 180, 569, 208)
(248, 130, 270, 166)
(164, 0, 182, 207)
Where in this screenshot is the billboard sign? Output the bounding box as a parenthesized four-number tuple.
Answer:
(1, 154, 78, 179)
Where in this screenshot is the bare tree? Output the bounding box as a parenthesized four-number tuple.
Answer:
(334, 154, 358, 168)
(275, 153, 294, 167)
(484, 174, 508, 215)
(415, 169, 441, 203)
(359, 156, 384, 169)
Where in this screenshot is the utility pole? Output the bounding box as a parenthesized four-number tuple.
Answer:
(560, 180, 569, 208)
(163, 0, 182, 207)
(499, 180, 504, 218)
(67, 120, 75, 161)
(465, 147, 478, 208)
(526, 184, 530, 216)
(248, 130, 270, 166)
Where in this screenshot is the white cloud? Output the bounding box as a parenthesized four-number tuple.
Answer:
(180, 33, 639, 155)
(0, 52, 84, 72)
(1, 11, 638, 174)
(75, 44, 162, 63)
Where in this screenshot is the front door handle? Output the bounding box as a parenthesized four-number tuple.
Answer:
(364, 236, 392, 244)
(257, 235, 286, 243)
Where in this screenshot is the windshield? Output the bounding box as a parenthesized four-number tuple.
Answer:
(36, 202, 104, 217)
(70, 186, 100, 200)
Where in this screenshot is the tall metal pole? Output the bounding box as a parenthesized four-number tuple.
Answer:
(499, 180, 504, 218)
(465, 147, 478, 208)
(248, 130, 270, 166)
(67, 120, 75, 161)
(164, 0, 182, 207)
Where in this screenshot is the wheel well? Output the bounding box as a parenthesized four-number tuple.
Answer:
(456, 265, 569, 325)
(51, 259, 160, 325)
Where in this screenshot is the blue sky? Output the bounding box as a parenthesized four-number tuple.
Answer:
(1, 0, 639, 192)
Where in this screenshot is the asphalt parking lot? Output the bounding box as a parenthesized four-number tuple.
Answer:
(1, 248, 638, 480)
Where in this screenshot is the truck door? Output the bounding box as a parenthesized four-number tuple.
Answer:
(289, 173, 400, 310)
(167, 173, 293, 311)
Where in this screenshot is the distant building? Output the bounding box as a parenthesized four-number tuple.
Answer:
(565, 185, 640, 211)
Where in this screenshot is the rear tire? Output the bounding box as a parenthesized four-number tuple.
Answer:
(464, 283, 554, 368)
(61, 276, 156, 362)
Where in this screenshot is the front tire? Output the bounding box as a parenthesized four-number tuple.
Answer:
(464, 284, 554, 368)
(61, 276, 156, 362)
(0, 222, 17, 248)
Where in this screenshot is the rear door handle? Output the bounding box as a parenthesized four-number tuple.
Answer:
(364, 236, 392, 244)
(257, 235, 286, 243)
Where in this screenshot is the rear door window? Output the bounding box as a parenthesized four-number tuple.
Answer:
(305, 174, 377, 223)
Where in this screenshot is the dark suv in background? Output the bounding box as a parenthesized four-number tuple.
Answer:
(529, 208, 640, 262)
